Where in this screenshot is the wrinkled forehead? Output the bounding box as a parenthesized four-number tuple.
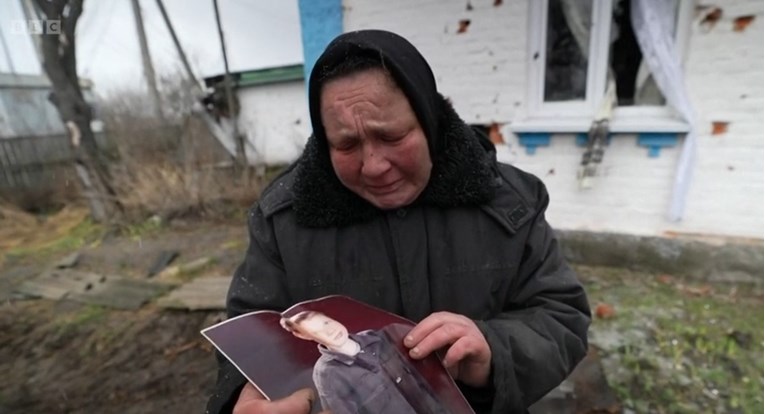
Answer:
(319, 68, 405, 111)
(319, 64, 400, 98)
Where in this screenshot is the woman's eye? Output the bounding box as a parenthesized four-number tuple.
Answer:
(335, 141, 357, 151)
(382, 131, 407, 142)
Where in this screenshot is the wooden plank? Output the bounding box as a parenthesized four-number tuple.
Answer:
(69, 278, 171, 310)
(19, 137, 32, 165)
(4, 140, 18, 170)
(28, 137, 42, 169)
(157, 276, 229, 310)
(0, 141, 8, 168)
(0, 141, 13, 187)
(17, 269, 105, 300)
(16, 269, 171, 310)
(0, 265, 41, 301)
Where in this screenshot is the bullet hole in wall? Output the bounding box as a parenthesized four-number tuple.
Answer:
(700, 7, 723, 30)
(488, 123, 505, 144)
(733, 15, 755, 32)
(712, 121, 729, 135)
(457, 19, 471, 34)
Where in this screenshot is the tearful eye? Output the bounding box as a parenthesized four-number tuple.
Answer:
(380, 129, 409, 143)
(334, 140, 358, 151)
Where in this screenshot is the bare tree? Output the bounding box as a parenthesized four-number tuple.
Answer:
(33, 0, 121, 222)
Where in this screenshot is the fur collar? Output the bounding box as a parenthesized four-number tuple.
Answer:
(292, 101, 497, 228)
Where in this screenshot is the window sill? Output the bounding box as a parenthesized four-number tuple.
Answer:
(507, 116, 690, 157)
(509, 116, 690, 134)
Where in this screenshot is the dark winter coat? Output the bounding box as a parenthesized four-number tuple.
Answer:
(205, 29, 590, 414)
(205, 124, 590, 414)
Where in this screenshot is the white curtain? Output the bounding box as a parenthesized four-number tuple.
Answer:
(560, 0, 592, 58)
(631, 0, 696, 221)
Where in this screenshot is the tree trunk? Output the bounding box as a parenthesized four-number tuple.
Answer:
(33, 0, 121, 222)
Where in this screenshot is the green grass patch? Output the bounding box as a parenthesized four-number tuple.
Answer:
(55, 305, 108, 329)
(121, 216, 164, 240)
(50, 304, 110, 348)
(581, 265, 763, 413)
(4, 218, 103, 264)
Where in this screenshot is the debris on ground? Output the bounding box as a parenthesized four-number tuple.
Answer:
(16, 269, 171, 310)
(146, 250, 180, 277)
(157, 276, 230, 310)
(0, 216, 761, 413)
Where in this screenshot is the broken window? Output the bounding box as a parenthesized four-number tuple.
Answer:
(544, 0, 591, 102)
(611, 0, 678, 106)
(533, 0, 688, 115)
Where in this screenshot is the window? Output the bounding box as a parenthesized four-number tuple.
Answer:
(524, 0, 693, 128)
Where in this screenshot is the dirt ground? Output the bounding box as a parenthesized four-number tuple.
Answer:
(0, 206, 762, 414)
(0, 300, 220, 414)
(0, 207, 244, 414)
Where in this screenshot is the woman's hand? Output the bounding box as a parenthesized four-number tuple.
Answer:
(404, 311, 492, 388)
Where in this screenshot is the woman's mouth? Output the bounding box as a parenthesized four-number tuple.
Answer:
(366, 179, 402, 195)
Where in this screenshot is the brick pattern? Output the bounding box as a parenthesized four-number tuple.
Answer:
(344, 0, 527, 124)
(344, 0, 764, 238)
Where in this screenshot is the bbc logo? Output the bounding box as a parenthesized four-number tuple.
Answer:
(10, 19, 62, 35)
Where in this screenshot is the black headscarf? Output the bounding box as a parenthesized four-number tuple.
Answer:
(308, 30, 447, 156)
(292, 30, 496, 227)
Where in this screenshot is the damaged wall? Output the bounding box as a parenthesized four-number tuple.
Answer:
(236, 81, 311, 167)
(681, 0, 764, 238)
(342, 0, 763, 240)
(344, 0, 526, 124)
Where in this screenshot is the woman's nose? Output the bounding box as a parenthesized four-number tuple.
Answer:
(360, 144, 391, 177)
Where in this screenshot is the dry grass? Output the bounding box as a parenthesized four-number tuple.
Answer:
(1, 72, 267, 223)
(0, 203, 99, 266)
(111, 158, 262, 220)
(98, 76, 264, 221)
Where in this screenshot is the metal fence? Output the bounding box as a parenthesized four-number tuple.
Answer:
(0, 133, 111, 191)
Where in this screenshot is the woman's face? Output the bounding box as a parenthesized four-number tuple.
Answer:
(296, 313, 350, 348)
(320, 68, 432, 210)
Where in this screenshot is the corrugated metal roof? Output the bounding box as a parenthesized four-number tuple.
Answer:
(0, 73, 94, 139)
(0, 72, 93, 89)
(203, 64, 304, 89)
(237, 64, 303, 87)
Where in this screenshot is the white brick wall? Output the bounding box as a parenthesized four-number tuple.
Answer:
(344, 0, 764, 239)
(344, 0, 528, 124)
(680, 0, 764, 239)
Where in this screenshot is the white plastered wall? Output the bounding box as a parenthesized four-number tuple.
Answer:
(237, 81, 312, 166)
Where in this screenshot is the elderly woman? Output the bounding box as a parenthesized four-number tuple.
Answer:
(206, 30, 590, 414)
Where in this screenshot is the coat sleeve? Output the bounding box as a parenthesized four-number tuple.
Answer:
(474, 183, 591, 413)
(205, 204, 293, 414)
